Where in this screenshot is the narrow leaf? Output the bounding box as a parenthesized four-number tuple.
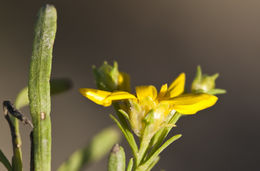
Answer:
(207, 88, 227, 95)
(149, 112, 182, 157)
(0, 150, 12, 171)
(118, 109, 129, 120)
(28, 4, 57, 171)
(146, 156, 160, 171)
(140, 134, 182, 170)
(110, 114, 138, 159)
(126, 158, 133, 171)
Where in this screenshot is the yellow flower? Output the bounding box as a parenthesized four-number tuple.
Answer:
(80, 73, 218, 137)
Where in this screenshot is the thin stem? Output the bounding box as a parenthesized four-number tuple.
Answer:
(148, 112, 182, 158)
(136, 137, 150, 167)
(110, 115, 138, 161)
(112, 103, 138, 158)
(137, 134, 182, 170)
(0, 150, 12, 171)
(3, 101, 23, 171)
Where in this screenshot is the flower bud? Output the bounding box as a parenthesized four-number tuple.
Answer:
(191, 66, 226, 95)
(93, 61, 130, 92)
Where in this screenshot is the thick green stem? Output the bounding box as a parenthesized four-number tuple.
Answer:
(28, 4, 57, 171)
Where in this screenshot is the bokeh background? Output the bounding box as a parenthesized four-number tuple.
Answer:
(0, 0, 259, 170)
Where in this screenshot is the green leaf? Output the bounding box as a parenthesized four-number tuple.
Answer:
(57, 127, 120, 171)
(28, 4, 57, 171)
(15, 87, 29, 110)
(118, 109, 129, 120)
(110, 114, 138, 160)
(149, 112, 182, 157)
(108, 144, 126, 171)
(126, 158, 133, 171)
(136, 110, 155, 166)
(146, 156, 160, 171)
(0, 150, 12, 171)
(207, 88, 227, 95)
(15, 78, 72, 110)
(139, 134, 182, 170)
(113, 103, 138, 156)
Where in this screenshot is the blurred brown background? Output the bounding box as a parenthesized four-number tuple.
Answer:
(0, 0, 259, 170)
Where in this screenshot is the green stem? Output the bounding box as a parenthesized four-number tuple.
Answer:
(10, 89, 31, 171)
(9, 117, 23, 171)
(126, 158, 133, 171)
(28, 4, 57, 171)
(110, 115, 138, 161)
(137, 134, 182, 171)
(0, 150, 12, 171)
(135, 112, 182, 171)
(136, 137, 150, 167)
(149, 112, 182, 157)
(3, 101, 23, 171)
(113, 103, 138, 159)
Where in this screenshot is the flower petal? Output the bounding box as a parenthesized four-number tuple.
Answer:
(158, 83, 168, 98)
(105, 91, 136, 102)
(168, 73, 185, 98)
(80, 88, 136, 107)
(136, 85, 157, 101)
(79, 88, 112, 106)
(118, 72, 131, 92)
(166, 93, 218, 114)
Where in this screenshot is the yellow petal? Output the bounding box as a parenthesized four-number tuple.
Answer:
(118, 72, 131, 92)
(158, 83, 168, 98)
(166, 93, 218, 114)
(136, 85, 157, 101)
(168, 73, 185, 98)
(79, 88, 136, 107)
(105, 91, 136, 102)
(79, 88, 112, 106)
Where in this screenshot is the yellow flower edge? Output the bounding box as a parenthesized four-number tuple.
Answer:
(164, 93, 218, 114)
(79, 88, 136, 107)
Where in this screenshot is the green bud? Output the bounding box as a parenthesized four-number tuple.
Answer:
(93, 61, 119, 91)
(108, 144, 126, 171)
(93, 61, 130, 92)
(191, 66, 226, 95)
